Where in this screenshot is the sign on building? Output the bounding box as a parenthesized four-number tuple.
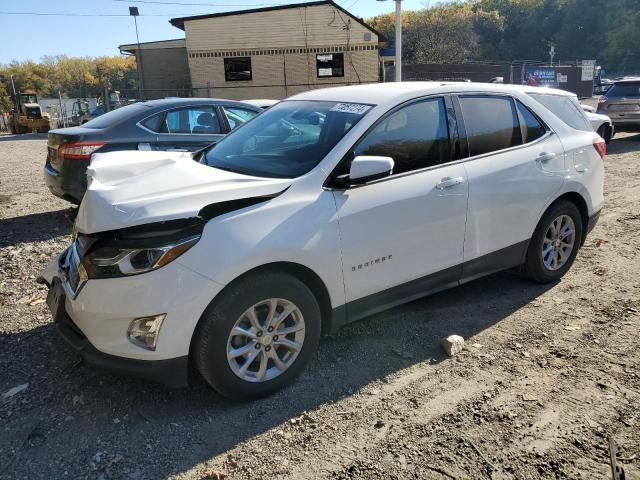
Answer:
(582, 60, 596, 82)
(524, 67, 558, 88)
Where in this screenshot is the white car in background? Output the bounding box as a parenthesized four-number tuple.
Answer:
(582, 104, 614, 143)
(586, 111, 614, 143)
(41, 82, 604, 400)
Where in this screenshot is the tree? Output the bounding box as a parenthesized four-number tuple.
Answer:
(604, 0, 640, 73)
(0, 55, 137, 100)
(369, 2, 502, 64)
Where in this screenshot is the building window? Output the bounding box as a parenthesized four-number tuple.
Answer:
(316, 53, 344, 78)
(224, 57, 252, 81)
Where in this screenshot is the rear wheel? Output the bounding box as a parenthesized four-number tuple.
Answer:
(193, 271, 321, 400)
(523, 200, 583, 283)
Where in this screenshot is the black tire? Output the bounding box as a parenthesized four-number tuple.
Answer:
(597, 124, 612, 144)
(523, 200, 583, 283)
(193, 271, 321, 400)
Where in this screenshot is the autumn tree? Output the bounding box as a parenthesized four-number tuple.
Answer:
(0, 55, 137, 105)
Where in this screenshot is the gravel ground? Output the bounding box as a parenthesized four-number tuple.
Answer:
(0, 132, 638, 480)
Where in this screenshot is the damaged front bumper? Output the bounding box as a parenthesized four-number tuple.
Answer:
(40, 249, 224, 388)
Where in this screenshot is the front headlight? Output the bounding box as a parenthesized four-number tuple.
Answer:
(82, 235, 200, 278)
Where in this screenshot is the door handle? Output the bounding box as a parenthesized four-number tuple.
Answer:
(436, 176, 464, 189)
(536, 152, 556, 163)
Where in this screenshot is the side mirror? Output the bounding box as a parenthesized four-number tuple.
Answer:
(348, 155, 394, 184)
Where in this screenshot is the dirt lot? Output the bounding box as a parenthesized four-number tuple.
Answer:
(0, 132, 638, 480)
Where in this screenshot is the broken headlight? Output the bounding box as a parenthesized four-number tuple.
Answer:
(82, 235, 200, 278)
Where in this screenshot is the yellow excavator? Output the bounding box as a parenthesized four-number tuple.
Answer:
(9, 91, 51, 134)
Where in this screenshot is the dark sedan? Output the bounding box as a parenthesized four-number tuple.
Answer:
(44, 98, 262, 203)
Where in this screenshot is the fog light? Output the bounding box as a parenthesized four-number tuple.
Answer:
(127, 314, 165, 351)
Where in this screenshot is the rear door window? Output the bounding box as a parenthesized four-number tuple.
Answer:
(354, 97, 451, 175)
(458, 96, 522, 157)
(162, 106, 221, 134)
(527, 93, 592, 132)
(515, 100, 547, 143)
(606, 81, 640, 97)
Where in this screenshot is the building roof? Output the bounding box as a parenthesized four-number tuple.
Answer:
(119, 38, 186, 53)
(169, 0, 379, 37)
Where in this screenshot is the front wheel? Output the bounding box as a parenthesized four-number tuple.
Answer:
(193, 271, 321, 400)
(523, 200, 583, 283)
(597, 124, 612, 144)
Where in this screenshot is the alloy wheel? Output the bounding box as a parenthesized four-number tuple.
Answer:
(541, 214, 576, 271)
(226, 298, 306, 382)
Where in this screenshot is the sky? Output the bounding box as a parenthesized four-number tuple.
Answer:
(0, 0, 429, 64)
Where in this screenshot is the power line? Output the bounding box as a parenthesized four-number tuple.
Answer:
(0, 11, 191, 17)
(113, 0, 289, 6)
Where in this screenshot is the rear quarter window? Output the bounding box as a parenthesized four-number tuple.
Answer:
(515, 100, 547, 143)
(82, 103, 153, 129)
(527, 93, 592, 132)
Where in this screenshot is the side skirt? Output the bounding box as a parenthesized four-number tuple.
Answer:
(329, 240, 529, 333)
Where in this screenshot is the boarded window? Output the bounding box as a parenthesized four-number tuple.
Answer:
(316, 53, 344, 78)
(224, 57, 252, 81)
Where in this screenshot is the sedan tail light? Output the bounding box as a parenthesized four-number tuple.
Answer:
(59, 142, 105, 160)
(598, 95, 608, 104)
(593, 137, 606, 159)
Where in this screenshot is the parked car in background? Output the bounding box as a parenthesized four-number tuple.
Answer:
(585, 111, 614, 143)
(41, 82, 604, 399)
(581, 104, 615, 143)
(242, 99, 279, 110)
(596, 78, 640, 131)
(44, 98, 261, 203)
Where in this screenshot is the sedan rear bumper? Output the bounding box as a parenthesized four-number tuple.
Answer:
(44, 164, 82, 204)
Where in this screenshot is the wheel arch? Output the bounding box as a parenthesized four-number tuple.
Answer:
(549, 191, 590, 246)
(189, 261, 335, 358)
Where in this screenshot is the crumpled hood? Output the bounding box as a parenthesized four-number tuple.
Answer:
(75, 151, 293, 234)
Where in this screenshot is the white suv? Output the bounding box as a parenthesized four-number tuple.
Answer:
(42, 82, 605, 399)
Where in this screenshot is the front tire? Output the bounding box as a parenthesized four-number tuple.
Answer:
(193, 271, 321, 400)
(597, 124, 612, 144)
(523, 200, 583, 283)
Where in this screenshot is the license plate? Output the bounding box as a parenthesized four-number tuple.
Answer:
(46, 278, 66, 324)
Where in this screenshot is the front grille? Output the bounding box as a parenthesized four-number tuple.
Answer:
(63, 245, 83, 294)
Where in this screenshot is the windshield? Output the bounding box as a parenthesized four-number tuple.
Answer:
(528, 93, 592, 132)
(82, 102, 153, 129)
(203, 100, 371, 178)
(607, 81, 640, 97)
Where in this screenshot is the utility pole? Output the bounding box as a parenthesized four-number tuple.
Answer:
(9, 74, 18, 106)
(130, 6, 144, 100)
(377, 0, 402, 81)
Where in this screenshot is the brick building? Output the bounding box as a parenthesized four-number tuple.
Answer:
(161, 0, 379, 100)
(119, 39, 192, 99)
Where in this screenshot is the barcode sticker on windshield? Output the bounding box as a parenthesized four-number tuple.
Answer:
(330, 103, 372, 115)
